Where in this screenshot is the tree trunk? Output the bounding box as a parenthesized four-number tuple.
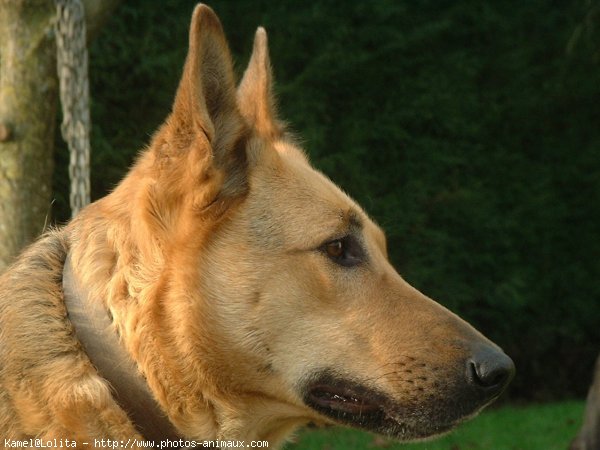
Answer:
(571, 353, 600, 450)
(0, 0, 57, 271)
(0, 0, 121, 271)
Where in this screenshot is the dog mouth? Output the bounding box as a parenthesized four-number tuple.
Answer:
(307, 384, 383, 416)
(304, 378, 389, 431)
(302, 371, 474, 440)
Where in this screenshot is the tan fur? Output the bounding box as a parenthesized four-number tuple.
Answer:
(0, 4, 511, 448)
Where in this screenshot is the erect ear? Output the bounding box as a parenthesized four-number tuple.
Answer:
(158, 4, 248, 205)
(237, 27, 284, 139)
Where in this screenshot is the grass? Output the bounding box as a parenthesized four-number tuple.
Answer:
(285, 401, 584, 450)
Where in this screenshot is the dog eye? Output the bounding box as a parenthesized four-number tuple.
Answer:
(325, 240, 344, 259)
(321, 236, 363, 267)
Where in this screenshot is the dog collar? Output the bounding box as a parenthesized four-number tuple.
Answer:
(62, 254, 181, 445)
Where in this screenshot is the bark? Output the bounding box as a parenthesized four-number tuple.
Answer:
(0, 0, 57, 271)
(0, 0, 121, 270)
(571, 354, 600, 450)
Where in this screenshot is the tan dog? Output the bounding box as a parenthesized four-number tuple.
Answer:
(0, 4, 514, 448)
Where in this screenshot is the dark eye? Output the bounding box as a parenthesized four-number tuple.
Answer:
(320, 236, 364, 267)
(325, 240, 344, 259)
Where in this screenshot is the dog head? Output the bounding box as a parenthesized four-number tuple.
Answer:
(110, 4, 514, 443)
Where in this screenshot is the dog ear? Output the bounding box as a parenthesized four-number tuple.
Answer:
(237, 27, 284, 139)
(157, 4, 248, 208)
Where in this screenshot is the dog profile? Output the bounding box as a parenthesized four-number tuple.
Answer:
(0, 4, 514, 448)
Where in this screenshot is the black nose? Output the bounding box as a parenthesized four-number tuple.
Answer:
(467, 346, 515, 396)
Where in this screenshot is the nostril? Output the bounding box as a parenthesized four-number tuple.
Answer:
(469, 360, 511, 388)
(467, 347, 515, 393)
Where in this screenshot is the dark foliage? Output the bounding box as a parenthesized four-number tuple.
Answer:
(53, 0, 600, 400)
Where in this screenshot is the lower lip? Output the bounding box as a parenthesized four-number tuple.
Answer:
(309, 389, 380, 414)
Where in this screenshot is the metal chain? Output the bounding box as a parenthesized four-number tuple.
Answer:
(55, 0, 91, 217)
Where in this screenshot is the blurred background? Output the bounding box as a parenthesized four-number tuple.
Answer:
(47, 0, 599, 448)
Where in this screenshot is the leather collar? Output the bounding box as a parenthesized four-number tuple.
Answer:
(62, 254, 181, 444)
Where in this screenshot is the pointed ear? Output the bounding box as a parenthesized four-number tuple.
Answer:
(237, 27, 284, 139)
(169, 4, 244, 148)
(156, 4, 248, 206)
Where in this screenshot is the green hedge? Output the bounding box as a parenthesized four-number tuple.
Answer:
(53, 0, 600, 400)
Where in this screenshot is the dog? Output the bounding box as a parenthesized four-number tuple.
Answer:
(0, 4, 514, 448)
